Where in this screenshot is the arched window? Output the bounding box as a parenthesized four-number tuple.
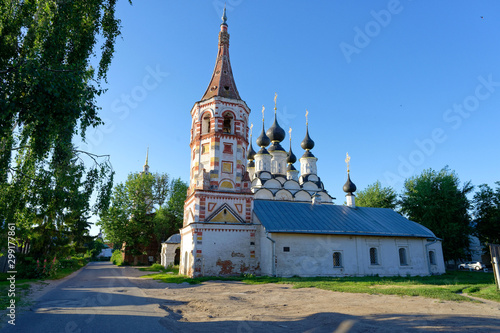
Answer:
(399, 248, 408, 266)
(333, 252, 342, 267)
(202, 114, 211, 134)
(369, 247, 379, 265)
(223, 112, 233, 133)
(429, 250, 436, 265)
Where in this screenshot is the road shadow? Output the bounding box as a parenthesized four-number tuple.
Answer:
(5, 309, 499, 333)
(157, 311, 500, 333)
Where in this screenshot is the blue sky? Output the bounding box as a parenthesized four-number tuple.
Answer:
(81, 1, 500, 235)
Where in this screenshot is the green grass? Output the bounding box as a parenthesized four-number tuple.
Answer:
(139, 264, 180, 274)
(141, 270, 500, 303)
(51, 258, 88, 280)
(0, 274, 36, 309)
(0, 257, 88, 309)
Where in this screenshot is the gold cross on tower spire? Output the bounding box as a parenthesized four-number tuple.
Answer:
(274, 92, 278, 112)
(345, 152, 351, 174)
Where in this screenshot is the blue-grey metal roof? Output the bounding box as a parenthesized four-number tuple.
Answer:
(253, 200, 436, 238)
(163, 233, 181, 244)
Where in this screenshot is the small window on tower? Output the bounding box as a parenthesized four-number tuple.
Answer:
(223, 113, 232, 134)
(283, 247, 290, 252)
(202, 143, 210, 154)
(202, 114, 211, 134)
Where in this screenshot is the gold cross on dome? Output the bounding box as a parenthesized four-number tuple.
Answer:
(249, 123, 253, 136)
(274, 92, 278, 111)
(305, 109, 309, 125)
(345, 152, 351, 173)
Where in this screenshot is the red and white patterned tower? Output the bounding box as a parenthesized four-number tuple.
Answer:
(180, 9, 257, 277)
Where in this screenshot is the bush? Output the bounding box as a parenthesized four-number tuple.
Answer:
(16, 255, 60, 279)
(111, 250, 124, 266)
(150, 263, 165, 271)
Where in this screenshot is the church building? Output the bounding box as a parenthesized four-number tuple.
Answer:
(179, 10, 445, 277)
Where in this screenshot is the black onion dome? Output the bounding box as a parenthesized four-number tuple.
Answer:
(256, 147, 270, 155)
(287, 146, 297, 164)
(266, 113, 286, 143)
(256, 123, 270, 147)
(247, 141, 256, 160)
(287, 163, 297, 171)
(343, 174, 357, 194)
(301, 150, 315, 158)
(301, 127, 315, 150)
(268, 142, 285, 153)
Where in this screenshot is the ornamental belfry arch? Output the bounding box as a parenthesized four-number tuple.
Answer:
(180, 9, 258, 277)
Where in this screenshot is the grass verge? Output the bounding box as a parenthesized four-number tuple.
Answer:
(141, 270, 500, 303)
(0, 257, 88, 309)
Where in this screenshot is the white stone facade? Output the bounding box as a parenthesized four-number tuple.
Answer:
(258, 230, 445, 277)
(180, 223, 259, 276)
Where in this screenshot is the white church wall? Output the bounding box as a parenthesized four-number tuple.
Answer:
(301, 181, 319, 191)
(294, 190, 311, 202)
(254, 189, 274, 200)
(283, 180, 300, 191)
(190, 224, 260, 276)
(161, 242, 180, 268)
(263, 233, 445, 277)
(179, 225, 195, 276)
(318, 192, 333, 203)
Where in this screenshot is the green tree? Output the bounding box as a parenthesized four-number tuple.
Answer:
(356, 181, 397, 209)
(0, 1, 126, 257)
(86, 237, 106, 260)
(472, 182, 500, 246)
(399, 167, 473, 261)
(98, 172, 183, 258)
(153, 178, 188, 243)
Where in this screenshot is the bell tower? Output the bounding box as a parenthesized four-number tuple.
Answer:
(180, 9, 257, 277)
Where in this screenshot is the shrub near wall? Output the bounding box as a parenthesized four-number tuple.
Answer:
(111, 250, 124, 266)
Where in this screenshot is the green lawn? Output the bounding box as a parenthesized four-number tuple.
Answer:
(141, 270, 500, 303)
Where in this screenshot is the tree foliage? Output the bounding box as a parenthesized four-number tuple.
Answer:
(153, 178, 188, 242)
(399, 167, 473, 261)
(472, 182, 500, 246)
(356, 181, 397, 209)
(0, 1, 126, 257)
(98, 173, 187, 256)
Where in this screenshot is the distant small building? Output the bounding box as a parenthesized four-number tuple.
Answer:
(97, 246, 113, 259)
(161, 234, 181, 268)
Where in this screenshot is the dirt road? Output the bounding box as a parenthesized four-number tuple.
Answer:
(6, 262, 500, 332)
(129, 269, 500, 332)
